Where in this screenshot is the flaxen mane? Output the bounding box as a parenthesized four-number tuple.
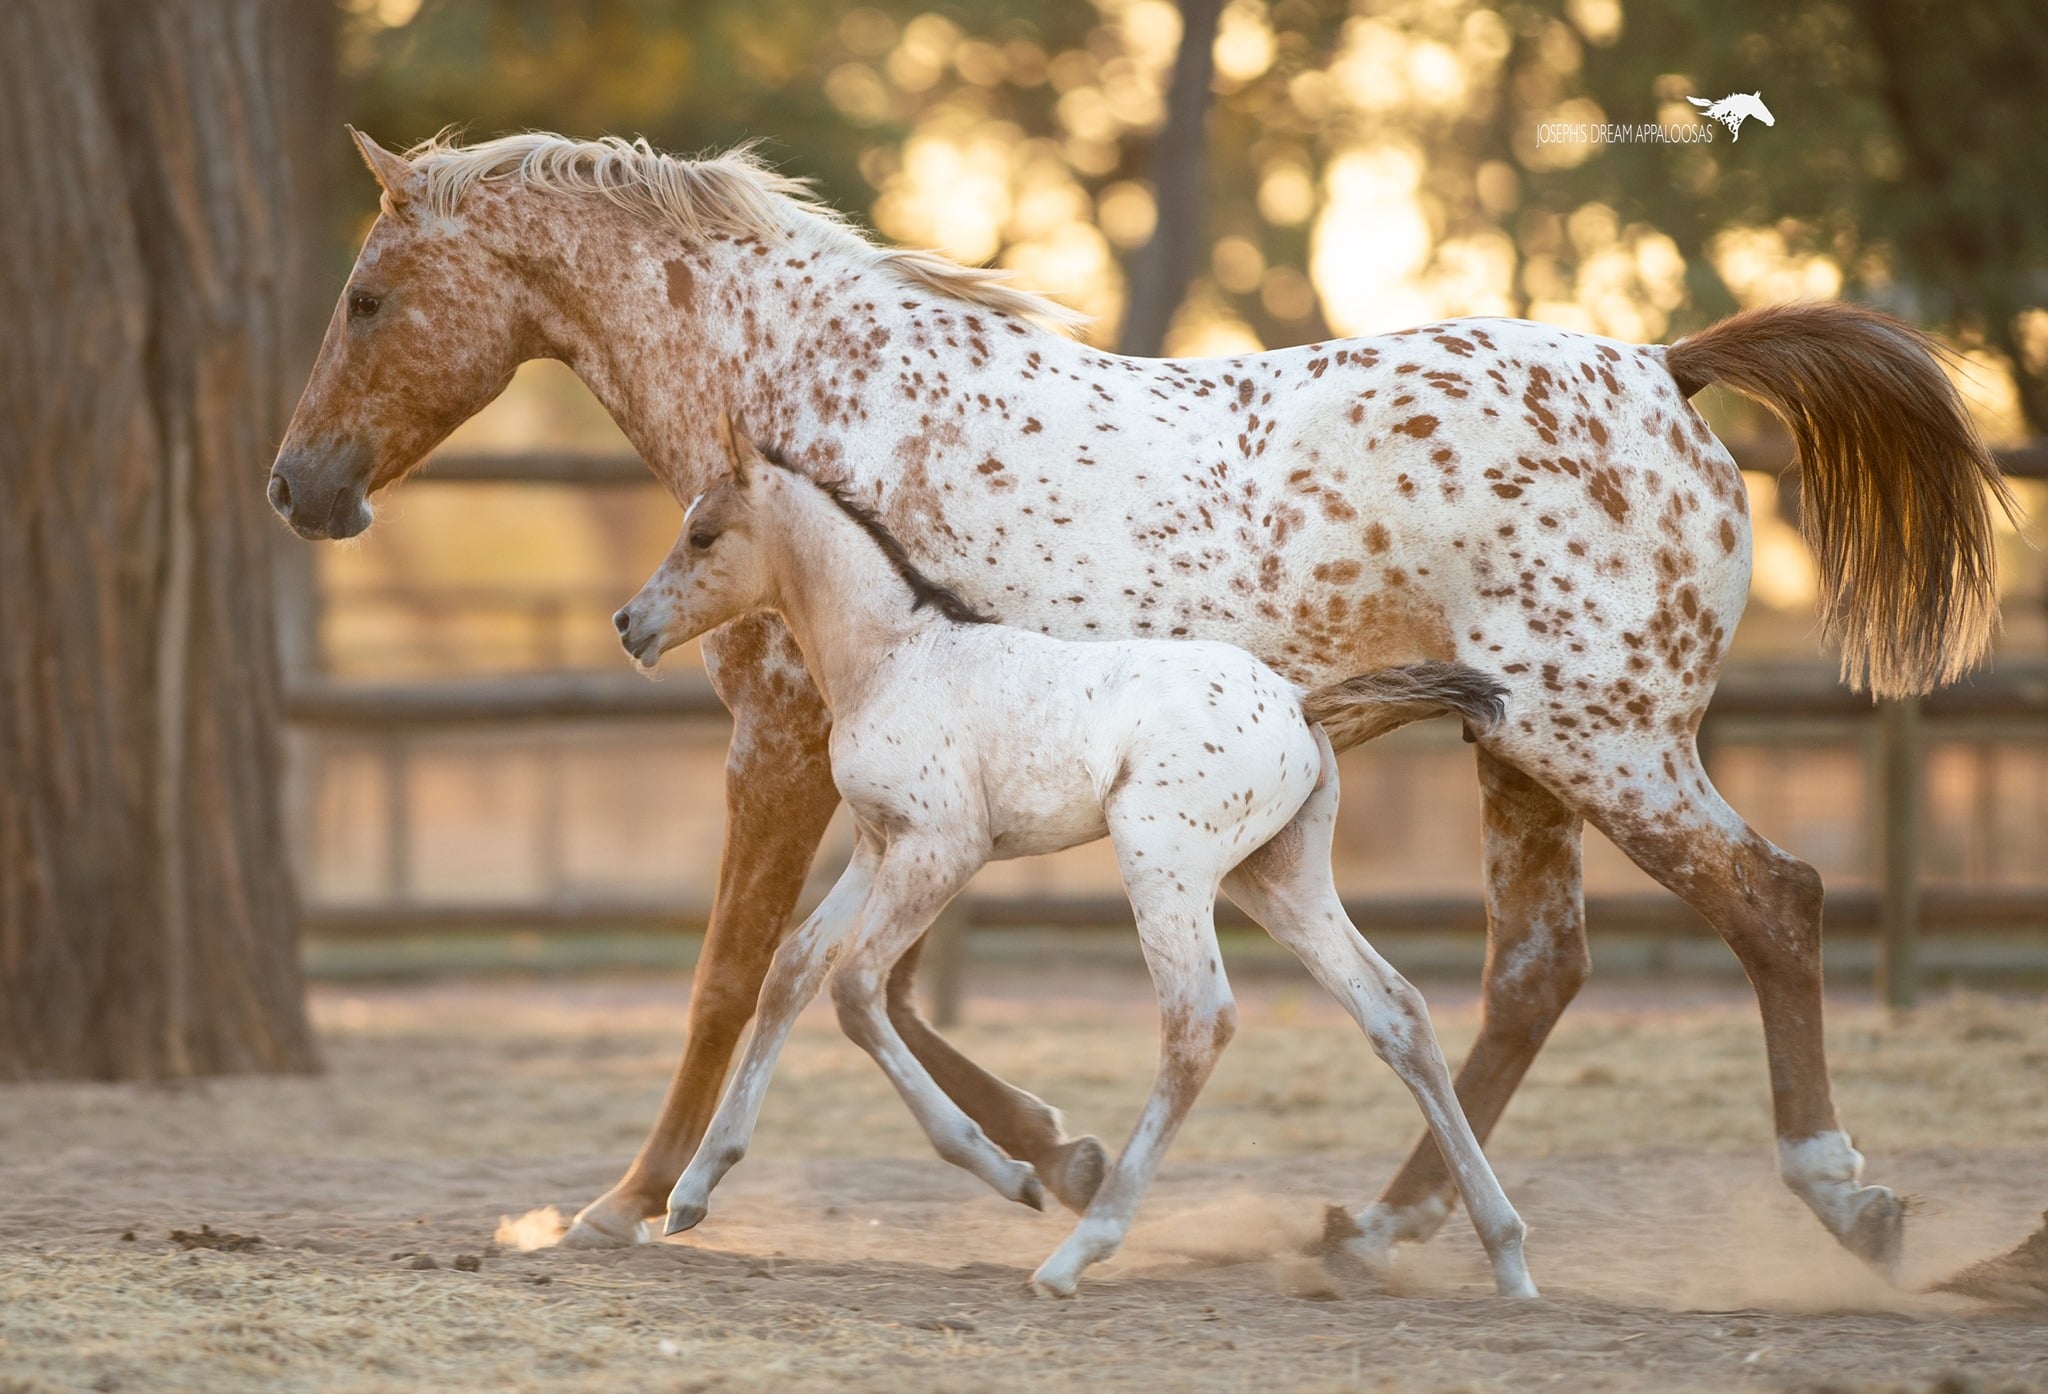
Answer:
(401, 131, 1086, 333)
(748, 441, 996, 626)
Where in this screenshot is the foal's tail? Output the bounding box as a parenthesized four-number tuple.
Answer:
(1663, 302, 2017, 698)
(1301, 661, 1508, 752)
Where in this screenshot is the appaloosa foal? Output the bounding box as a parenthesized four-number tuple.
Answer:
(613, 418, 1533, 1299)
(271, 130, 2013, 1275)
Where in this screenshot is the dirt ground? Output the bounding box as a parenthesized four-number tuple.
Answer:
(5, 965, 2047, 1394)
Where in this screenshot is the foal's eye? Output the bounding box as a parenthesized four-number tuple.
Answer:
(688, 530, 716, 552)
(348, 292, 382, 320)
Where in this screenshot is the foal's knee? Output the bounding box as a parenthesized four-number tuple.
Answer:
(1364, 973, 1432, 1065)
(830, 967, 888, 1047)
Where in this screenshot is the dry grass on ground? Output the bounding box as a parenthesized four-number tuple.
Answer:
(4, 970, 2046, 1394)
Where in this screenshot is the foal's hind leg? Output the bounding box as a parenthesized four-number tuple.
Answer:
(1542, 735, 1903, 1271)
(1030, 870, 1239, 1298)
(1223, 736, 1537, 1299)
(1351, 748, 1588, 1264)
(885, 938, 1109, 1212)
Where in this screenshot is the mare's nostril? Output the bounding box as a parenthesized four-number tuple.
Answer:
(267, 471, 293, 516)
(613, 609, 633, 636)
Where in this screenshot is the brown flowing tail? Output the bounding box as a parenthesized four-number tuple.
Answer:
(1664, 302, 2017, 698)
(1301, 661, 1508, 752)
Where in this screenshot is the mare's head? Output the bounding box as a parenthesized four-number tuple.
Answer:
(268, 129, 546, 539)
(615, 415, 780, 668)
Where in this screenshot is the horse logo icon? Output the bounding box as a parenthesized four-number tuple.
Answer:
(1688, 91, 1775, 140)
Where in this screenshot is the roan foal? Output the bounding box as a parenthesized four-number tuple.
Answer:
(613, 418, 1536, 1299)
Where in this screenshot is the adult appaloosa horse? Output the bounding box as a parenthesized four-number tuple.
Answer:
(270, 129, 2011, 1277)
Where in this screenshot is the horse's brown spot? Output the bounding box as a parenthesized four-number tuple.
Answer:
(1364, 522, 1390, 553)
(664, 258, 696, 310)
(1394, 415, 1438, 439)
(1587, 468, 1628, 523)
(1719, 516, 1738, 552)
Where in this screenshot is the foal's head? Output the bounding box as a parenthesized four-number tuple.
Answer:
(269, 129, 539, 539)
(614, 416, 782, 669)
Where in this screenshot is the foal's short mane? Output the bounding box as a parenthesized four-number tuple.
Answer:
(401, 131, 1086, 333)
(750, 442, 996, 627)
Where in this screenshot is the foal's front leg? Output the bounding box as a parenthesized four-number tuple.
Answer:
(885, 938, 1108, 1212)
(662, 840, 880, 1236)
(831, 843, 1049, 1211)
(570, 617, 1092, 1244)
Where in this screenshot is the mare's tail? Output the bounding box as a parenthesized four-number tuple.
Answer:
(1663, 301, 2016, 698)
(1301, 661, 1507, 752)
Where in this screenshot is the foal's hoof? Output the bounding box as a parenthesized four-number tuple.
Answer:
(662, 1201, 707, 1237)
(1043, 1135, 1109, 1214)
(1028, 1259, 1082, 1299)
(1015, 1169, 1049, 1213)
(1840, 1185, 1906, 1275)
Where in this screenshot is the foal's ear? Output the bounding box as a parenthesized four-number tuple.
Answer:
(348, 126, 419, 212)
(718, 411, 756, 487)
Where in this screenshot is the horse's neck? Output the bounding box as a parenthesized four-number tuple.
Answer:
(761, 477, 937, 715)
(539, 214, 1082, 500)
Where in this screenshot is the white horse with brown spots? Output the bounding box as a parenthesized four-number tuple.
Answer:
(271, 130, 2012, 1277)
(611, 415, 1534, 1298)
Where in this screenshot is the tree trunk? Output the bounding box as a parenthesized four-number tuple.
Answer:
(0, 0, 331, 1079)
(1118, 0, 1225, 357)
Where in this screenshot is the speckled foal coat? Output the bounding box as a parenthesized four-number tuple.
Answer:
(271, 131, 2008, 1278)
(610, 421, 1533, 1297)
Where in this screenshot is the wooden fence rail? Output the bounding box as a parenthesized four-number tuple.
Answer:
(284, 440, 2048, 1017)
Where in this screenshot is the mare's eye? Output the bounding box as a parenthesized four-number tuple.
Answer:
(348, 292, 382, 320)
(688, 530, 716, 552)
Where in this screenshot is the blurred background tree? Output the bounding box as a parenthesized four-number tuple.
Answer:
(1, 0, 333, 1079)
(340, 0, 2048, 431)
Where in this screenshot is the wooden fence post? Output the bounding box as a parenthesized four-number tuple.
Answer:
(926, 899, 971, 1027)
(1878, 697, 1922, 1008)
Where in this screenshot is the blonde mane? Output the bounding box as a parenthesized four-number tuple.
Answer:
(402, 131, 1087, 334)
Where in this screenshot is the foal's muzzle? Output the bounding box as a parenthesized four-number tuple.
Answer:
(615, 607, 663, 667)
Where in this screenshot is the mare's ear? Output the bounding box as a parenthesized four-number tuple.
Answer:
(348, 126, 420, 212)
(718, 411, 755, 487)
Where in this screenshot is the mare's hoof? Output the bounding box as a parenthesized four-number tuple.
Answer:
(663, 1201, 707, 1237)
(1841, 1186, 1906, 1274)
(560, 1194, 653, 1249)
(1045, 1135, 1109, 1214)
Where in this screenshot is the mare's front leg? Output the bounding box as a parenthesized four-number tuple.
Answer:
(665, 840, 882, 1234)
(1348, 747, 1587, 1265)
(566, 617, 838, 1246)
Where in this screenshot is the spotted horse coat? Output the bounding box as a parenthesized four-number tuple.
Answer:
(269, 130, 2010, 1278)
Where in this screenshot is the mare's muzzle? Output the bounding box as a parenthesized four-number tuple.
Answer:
(268, 443, 374, 540)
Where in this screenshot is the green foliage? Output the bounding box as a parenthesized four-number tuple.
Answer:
(343, 0, 2048, 427)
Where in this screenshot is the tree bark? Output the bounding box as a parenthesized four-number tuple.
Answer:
(0, 0, 331, 1079)
(1118, 0, 1225, 357)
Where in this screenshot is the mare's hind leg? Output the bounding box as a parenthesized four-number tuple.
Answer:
(885, 938, 1108, 1213)
(1223, 734, 1537, 1299)
(830, 845, 1048, 1212)
(1536, 732, 1902, 1271)
(1349, 747, 1588, 1264)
